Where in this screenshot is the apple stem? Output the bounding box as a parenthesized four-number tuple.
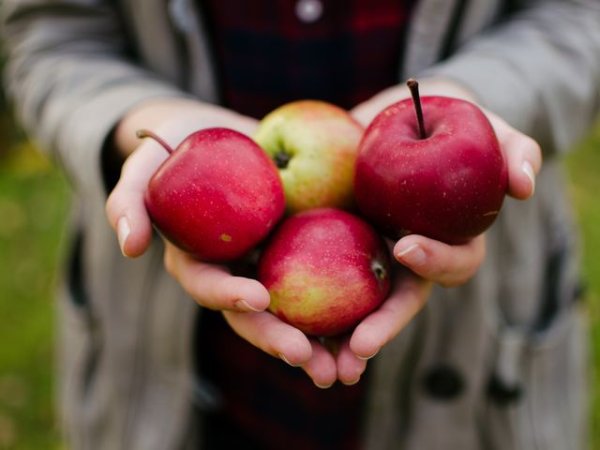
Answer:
(407, 78, 427, 139)
(136, 129, 174, 154)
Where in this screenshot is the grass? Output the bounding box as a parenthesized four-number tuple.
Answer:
(0, 118, 598, 448)
(564, 122, 600, 447)
(0, 137, 70, 449)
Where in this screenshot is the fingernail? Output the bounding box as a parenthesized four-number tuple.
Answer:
(315, 381, 335, 389)
(357, 350, 379, 361)
(522, 160, 535, 195)
(278, 353, 301, 368)
(342, 377, 361, 386)
(117, 217, 130, 257)
(395, 243, 426, 266)
(234, 299, 263, 312)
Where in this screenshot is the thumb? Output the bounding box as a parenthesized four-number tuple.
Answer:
(483, 112, 541, 201)
(105, 141, 169, 257)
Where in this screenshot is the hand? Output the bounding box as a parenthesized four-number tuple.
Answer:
(336, 78, 543, 384)
(104, 98, 330, 387)
(352, 77, 541, 282)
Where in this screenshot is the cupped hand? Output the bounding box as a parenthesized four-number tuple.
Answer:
(335, 77, 543, 383)
(351, 78, 541, 286)
(104, 97, 333, 386)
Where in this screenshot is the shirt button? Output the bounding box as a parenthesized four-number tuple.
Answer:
(295, 0, 323, 24)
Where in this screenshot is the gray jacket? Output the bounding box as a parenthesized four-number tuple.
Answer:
(2, 0, 600, 449)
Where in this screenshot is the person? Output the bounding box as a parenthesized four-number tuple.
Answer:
(2, 0, 599, 449)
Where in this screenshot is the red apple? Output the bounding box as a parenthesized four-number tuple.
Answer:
(254, 100, 364, 214)
(141, 128, 285, 262)
(258, 208, 391, 337)
(354, 80, 508, 244)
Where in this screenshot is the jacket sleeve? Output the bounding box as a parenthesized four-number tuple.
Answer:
(426, 0, 600, 155)
(1, 0, 189, 194)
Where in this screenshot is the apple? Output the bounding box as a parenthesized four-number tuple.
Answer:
(258, 208, 391, 337)
(254, 100, 364, 214)
(354, 79, 508, 244)
(141, 127, 285, 262)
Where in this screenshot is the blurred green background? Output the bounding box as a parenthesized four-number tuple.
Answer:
(0, 80, 599, 449)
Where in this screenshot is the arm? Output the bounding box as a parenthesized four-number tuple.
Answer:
(427, 0, 600, 155)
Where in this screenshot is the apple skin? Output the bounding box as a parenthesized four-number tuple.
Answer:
(258, 208, 391, 337)
(254, 100, 364, 214)
(354, 96, 508, 244)
(145, 127, 285, 262)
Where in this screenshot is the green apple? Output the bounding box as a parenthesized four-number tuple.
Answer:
(254, 100, 364, 214)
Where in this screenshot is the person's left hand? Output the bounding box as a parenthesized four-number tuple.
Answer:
(325, 77, 542, 384)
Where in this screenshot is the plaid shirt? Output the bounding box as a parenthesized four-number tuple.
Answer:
(203, 0, 415, 119)
(198, 1, 415, 448)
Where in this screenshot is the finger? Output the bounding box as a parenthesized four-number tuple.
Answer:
(301, 340, 338, 389)
(164, 242, 271, 312)
(222, 310, 313, 367)
(486, 114, 542, 200)
(349, 276, 431, 359)
(105, 143, 168, 257)
(393, 234, 485, 287)
(503, 131, 541, 200)
(336, 340, 367, 386)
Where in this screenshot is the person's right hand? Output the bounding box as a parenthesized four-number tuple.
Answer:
(104, 98, 334, 386)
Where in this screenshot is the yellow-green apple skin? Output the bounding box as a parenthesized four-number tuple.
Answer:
(258, 208, 391, 337)
(254, 100, 364, 214)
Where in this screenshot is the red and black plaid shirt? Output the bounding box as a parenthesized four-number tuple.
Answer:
(197, 1, 415, 449)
